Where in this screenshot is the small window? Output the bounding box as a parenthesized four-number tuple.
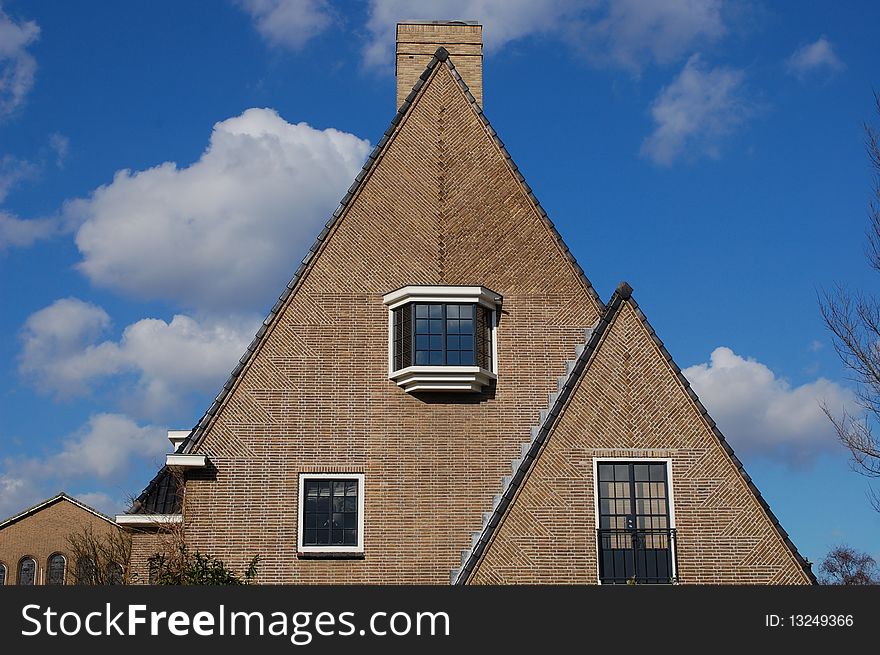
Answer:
(47, 554, 66, 585)
(383, 286, 501, 393)
(298, 473, 364, 555)
(0, 563, 7, 586)
(18, 558, 36, 586)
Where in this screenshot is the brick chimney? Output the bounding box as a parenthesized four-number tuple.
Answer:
(396, 21, 483, 108)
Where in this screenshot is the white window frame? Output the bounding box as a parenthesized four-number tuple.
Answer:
(383, 285, 501, 393)
(592, 457, 677, 585)
(297, 473, 365, 555)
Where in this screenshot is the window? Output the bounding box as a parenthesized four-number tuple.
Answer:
(595, 460, 677, 584)
(0, 563, 6, 586)
(18, 558, 36, 586)
(47, 554, 66, 585)
(298, 473, 364, 555)
(384, 286, 500, 393)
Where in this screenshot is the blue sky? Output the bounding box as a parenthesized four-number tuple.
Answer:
(1, 1, 878, 569)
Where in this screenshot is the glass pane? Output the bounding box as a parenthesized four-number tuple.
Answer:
(614, 464, 629, 481)
(429, 319, 442, 333)
(447, 320, 459, 334)
(316, 529, 329, 545)
(317, 497, 330, 513)
(19, 560, 36, 586)
(650, 464, 667, 481)
(447, 336, 460, 350)
(459, 319, 473, 335)
(415, 305, 428, 318)
(415, 350, 428, 365)
(344, 529, 357, 545)
(344, 513, 357, 529)
(447, 351, 460, 365)
(460, 351, 475, 365)
(416, 319, 428, 333)
(633, 464, 649, 481)
(416, 335, 429, 350)
(332, 497, 344, 512)
(47, 555, 66, 585)
(430, 335, 442, 350)
(319, 481, 330, 496)
(306, 482, 318, 497)
(304, 529, 317, 545)
(345, 480, 357, 496)
(332, 513, 343, 529)
(460, 335, 474, 350)
(429, 305, 442, 318)
(598, 465, 614, 481)
(333, 480, 345, 496)
(447, 305, 459, 318)
(429, 351, 443, 365)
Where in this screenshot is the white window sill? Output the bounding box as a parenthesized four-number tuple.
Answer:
(390, 365, 497, 393)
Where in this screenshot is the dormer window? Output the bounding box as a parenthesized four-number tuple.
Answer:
(383, 286, 500, 393)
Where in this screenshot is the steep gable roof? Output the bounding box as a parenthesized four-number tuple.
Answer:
(0, 491, 116, 530)
(454, 282, 816, 584)
(128, 48, 602, 510)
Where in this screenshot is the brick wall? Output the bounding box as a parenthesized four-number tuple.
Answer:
(0, 498, 119, 585)
(469, 301, 812, 584)
(132, 61, 601, 584)
(396, 22, 482, 108)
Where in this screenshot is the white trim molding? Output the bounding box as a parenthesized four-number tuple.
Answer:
(382, 285, 502, 311)
(383, 285, 501, 393)
(114, 514, 183, 527)
(165, 454, 207, 469)
(297, 473, 365, 556)
(167, 429, 191, 452)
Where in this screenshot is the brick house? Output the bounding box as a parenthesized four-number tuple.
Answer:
(119, 21, 814, 585)
(0, 492, 120, 585)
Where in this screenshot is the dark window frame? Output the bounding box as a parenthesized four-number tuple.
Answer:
(47, 553, 66, 585)
(392, 302, 493, 371)
(298, 473, 365, 556)
(0, 562, 7, 586)
(596, 460, 677, 585)
(18, 557, 36, 586)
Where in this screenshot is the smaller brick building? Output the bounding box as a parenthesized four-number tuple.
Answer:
(0, 492, 119, 585)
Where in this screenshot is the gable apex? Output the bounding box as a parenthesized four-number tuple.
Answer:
(456, 285, 816, 585)
(154, 49, 601, 464)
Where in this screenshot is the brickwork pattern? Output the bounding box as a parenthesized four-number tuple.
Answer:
(469, 301, 812, 584)
(0, 498, 118, 585)
(397, 23, 482, 108)
(133, 62, 600, 584)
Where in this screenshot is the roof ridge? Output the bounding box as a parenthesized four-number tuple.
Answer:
(455, 282, 816, 585)
(437, 51, 604, 312)
(130, 46, 604, 508)
(0, 491, 116, 530)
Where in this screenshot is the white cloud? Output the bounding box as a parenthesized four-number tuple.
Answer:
(641, 54, 750, 165)
(0, 5, 39, 118)
(236, 0, 333, 49)
(682, 347, 856, 466)
(68, 107, 370, 313)
(19, 297, 257, 419)
(364, 0, 726, 72)
(0, 152, 37, 201)
(0, 210, 56, 250)
(785, 36, 844, 79)
(577, 0, 726, 72)
(0, 413, 166, 519)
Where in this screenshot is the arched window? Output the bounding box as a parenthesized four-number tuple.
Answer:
(0, 562, 7, 585)
(47, 554, 66, 585)
(75, 557, 96, 585)
(18, 558, 36, 585)
(107, 562, 124, 585)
